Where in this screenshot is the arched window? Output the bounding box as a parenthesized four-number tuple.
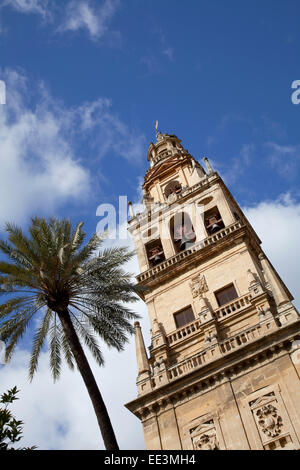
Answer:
(204, 207, 225, 236)
(170, 212, 196, 253)
(164, 180, 182, 201)
(146, 239, 165, 267)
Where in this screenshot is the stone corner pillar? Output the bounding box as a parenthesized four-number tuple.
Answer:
(134, 321, 150, 376)
(258, 253, 290, 307)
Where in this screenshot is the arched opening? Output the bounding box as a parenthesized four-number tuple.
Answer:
(164, 180, 182, 201)
(204, 206, 225, 236)
(145, 238, 165, 267)
(170, 212, 196, 253)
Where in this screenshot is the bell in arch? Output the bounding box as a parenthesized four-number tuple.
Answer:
(210, 222, 222, 233)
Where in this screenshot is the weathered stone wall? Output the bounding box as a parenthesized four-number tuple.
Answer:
(142, 351, 300, 450)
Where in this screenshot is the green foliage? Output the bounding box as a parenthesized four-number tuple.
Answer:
(0, 386, 36, 450)
(0, 217, 141, 381)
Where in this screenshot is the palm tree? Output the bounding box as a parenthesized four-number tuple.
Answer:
(0, 217, 141, 450)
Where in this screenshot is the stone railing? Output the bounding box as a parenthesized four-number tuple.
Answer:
(166, 322, 264, 382)
(215, 293, 252, 320)
(219, 323, 263, 354)
(151, 149, 174, 165)
(167, 318, 203, 345)
(168, 348, 210, 380)
(137, 220, 243, 282)
(166, 292, 252, 347)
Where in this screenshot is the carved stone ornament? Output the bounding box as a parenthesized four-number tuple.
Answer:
(190, 274, 208, 299)
(256, 405, 283, 438)
(190, 420, 218, 450)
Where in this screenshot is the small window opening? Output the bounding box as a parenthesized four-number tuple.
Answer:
(174, 306, 195, 328)
(215, 284, 238, 307)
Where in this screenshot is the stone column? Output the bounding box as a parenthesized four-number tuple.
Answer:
(259, 253, 290, 307)
(135, 322, 150, 376)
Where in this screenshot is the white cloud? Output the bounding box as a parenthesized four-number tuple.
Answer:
(0, 68, 90, 226)
(1, 0, 49, 18)
(0, 68, 146, 227)
(0, 97, 147, 448)
(265, 142, 300, 179)
(243, 193, 300, 310)
(59, 0, 120, 41)
(162, 46, 174, 62)
(0, 0, 121, 43)
(0, 331, 148, 450)
(159, 32, 174, 62)
(221, 143, 254, 185)
(75, 98, 146, 162)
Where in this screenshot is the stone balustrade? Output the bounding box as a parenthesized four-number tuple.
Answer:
(146, 321, 275, 391)
(168, 348, 213, 380)
(167, 318, 203, 345)
(215, 293, 252, 320)
(219, 323, 263, 354)
(137, 220, 243, 282)
(166, 322, 264, 382)
(166, 292, 252, 347)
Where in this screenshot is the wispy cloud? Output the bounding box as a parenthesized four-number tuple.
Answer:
(159, 31, 174, 62)
(214, 142, 254, 186)
(243, 192, 300, 308)
(0, 68, 91, 225)
(71, 98, 146, 163)
(265, 142, 300, 179)
(58, 0, 120, 41)
(140, 29, 174, 75)
(1, 0, 50, 19)
(0, 0, 121, 43)
(140, 54, 161, 76)
(0, 67, 145, 226)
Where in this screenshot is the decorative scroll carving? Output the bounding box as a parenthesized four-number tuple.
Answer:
(190, 419, 218, 450)
(250, 392, 284, 443)
(256, 405, 283, 437)
(190, 274, 208, 299)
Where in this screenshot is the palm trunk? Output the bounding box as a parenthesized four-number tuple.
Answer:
(57, 309, 119, 450)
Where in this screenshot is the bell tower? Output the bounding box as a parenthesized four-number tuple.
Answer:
(125, 127, 300, 450)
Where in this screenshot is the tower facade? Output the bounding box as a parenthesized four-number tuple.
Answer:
(125, 128, 300, 450)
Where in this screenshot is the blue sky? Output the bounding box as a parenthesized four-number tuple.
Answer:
(0, 0, 300, 450)
(1, 0, 300, 221)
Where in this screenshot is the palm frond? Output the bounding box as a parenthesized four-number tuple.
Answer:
(29, 308, 53, 381)
(49, 315, 61, 381)
(70, 311, 104, 367)
(60, 329, 75, 370)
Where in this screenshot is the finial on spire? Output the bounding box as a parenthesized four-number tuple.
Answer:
(153, 120, 164, 141)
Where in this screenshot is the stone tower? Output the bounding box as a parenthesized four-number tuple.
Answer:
(125, 127, 300, 450)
